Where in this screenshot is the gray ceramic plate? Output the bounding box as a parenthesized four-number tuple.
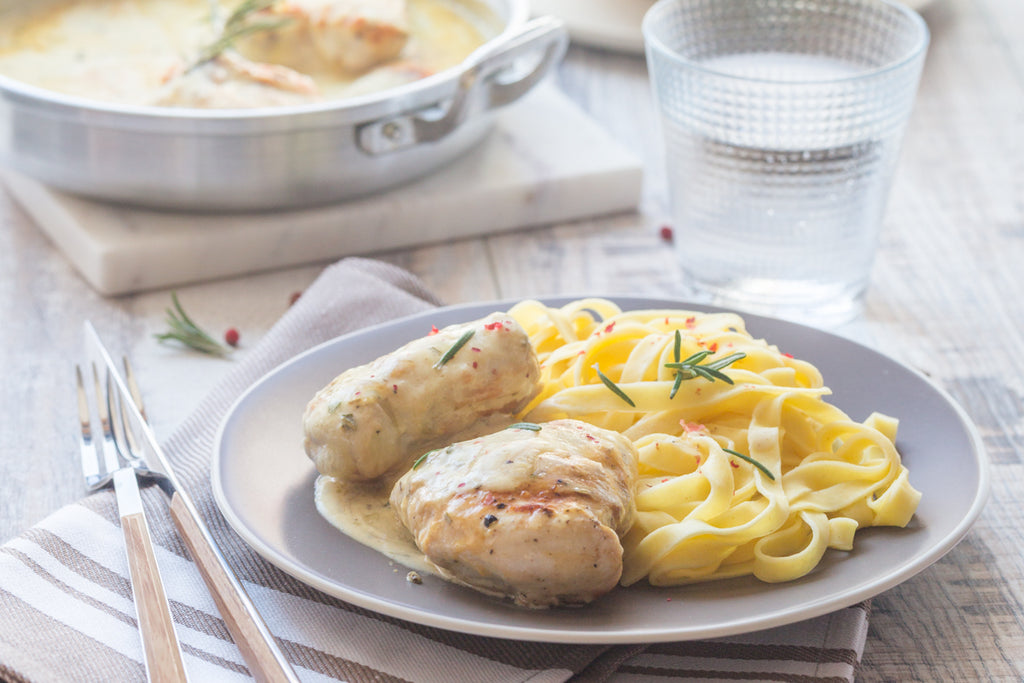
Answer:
(212, 297, 989, 644)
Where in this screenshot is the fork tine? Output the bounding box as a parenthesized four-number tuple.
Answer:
(105, 373, 134, 467)
(123, 356, 147, 421)
(118, 358, 147, 461)
(76, 365, 103, 486)
(91, 363, 120, 475)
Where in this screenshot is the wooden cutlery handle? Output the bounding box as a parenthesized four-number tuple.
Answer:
(121, 512, 189, 683)
(168, 492, 298, 683)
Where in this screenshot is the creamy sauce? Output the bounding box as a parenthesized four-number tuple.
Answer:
(311, 413, 520, 576)
(0, 0, 500, 106)
(314, 474, 436, 575)
(0, 0, 213, 103)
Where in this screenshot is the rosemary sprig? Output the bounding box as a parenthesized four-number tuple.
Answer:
(433, 329, 475, 368)
(507, 422, 542, 431)
(665, 350, 746, 385)
(723, 447, 776, 481)
(154, 292, 230, 356)
(192, 0, 291, 69)
(592, 363, 636, 407)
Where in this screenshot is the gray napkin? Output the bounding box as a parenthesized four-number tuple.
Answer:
(0, 258, 869, 682)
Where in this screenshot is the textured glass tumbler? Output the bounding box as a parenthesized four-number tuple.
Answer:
(644, 0, 929, 325)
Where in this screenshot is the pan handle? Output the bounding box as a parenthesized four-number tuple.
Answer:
(357, 16, 569, 155)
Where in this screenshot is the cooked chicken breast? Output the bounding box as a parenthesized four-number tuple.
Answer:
(303, 313, 541, 482)
(153, 51, 319, 108)
(390, 419, 638, 608)
(239, 0, 410, 75)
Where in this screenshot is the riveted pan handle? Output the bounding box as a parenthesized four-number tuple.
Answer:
(357, 16, 569, 155)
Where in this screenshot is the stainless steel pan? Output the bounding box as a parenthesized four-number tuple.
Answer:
(0, 0, 567, 211)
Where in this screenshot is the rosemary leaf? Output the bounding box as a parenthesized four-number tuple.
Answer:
(433, 329, 475, 368)
(705, 352, 748, 371)
(507, 422, 543, 431)
(723, 447, 776, 481)
(194, 18, 291, 66)
(411, 450, 434, 470)
(153, 292, 230, 357)
(669, 372, 684, 399)
(668, 330, 684, 399)
(592, 363, 636, 407)
(694, 366, 733, 383)
(225, 0, 277, 29)
(681, 350, 712, 366)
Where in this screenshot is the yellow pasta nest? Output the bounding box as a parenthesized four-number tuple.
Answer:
(508, 298, 921, 587)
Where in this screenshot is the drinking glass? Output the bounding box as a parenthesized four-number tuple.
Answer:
(643, 0, 929, 325)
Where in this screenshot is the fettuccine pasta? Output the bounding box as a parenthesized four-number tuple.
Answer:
(508, 299, 921, 587)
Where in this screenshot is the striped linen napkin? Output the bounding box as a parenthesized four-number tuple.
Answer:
(0, 258, 870, 683)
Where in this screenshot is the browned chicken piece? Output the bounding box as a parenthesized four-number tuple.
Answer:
(153, 51, 319, 108)
(238, 0, 410, 75)
(390, 419, 638, 608)
(303, 313, 542, 483)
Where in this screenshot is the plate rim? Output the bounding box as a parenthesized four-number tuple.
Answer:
(212, 295, 990, 644)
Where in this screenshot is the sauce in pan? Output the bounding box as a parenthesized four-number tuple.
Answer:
(0, 0, 500, 107)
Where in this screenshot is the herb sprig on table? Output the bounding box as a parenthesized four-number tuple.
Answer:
(154, 292, 233, 356)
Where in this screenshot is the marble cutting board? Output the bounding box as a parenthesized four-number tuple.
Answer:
(2, 85, 642, 295)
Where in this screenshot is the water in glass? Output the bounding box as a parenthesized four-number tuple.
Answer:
(664, 52, 902, 324)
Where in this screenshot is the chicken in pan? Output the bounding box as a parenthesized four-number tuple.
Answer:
(154, 51, 319, 108)
(237, 0, 411, 75)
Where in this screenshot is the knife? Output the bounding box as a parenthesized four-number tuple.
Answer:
(84, 322, 300, 683)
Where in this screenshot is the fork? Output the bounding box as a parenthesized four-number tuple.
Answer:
(84, 323, 300, 683)
(77, 362, 189, 683)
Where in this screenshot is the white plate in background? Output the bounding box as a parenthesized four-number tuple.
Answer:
(532, 0, 936, 55)
(531, 0, 653, 54)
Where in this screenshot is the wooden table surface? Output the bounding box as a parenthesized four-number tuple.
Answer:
(1, 0, 1021, 679)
